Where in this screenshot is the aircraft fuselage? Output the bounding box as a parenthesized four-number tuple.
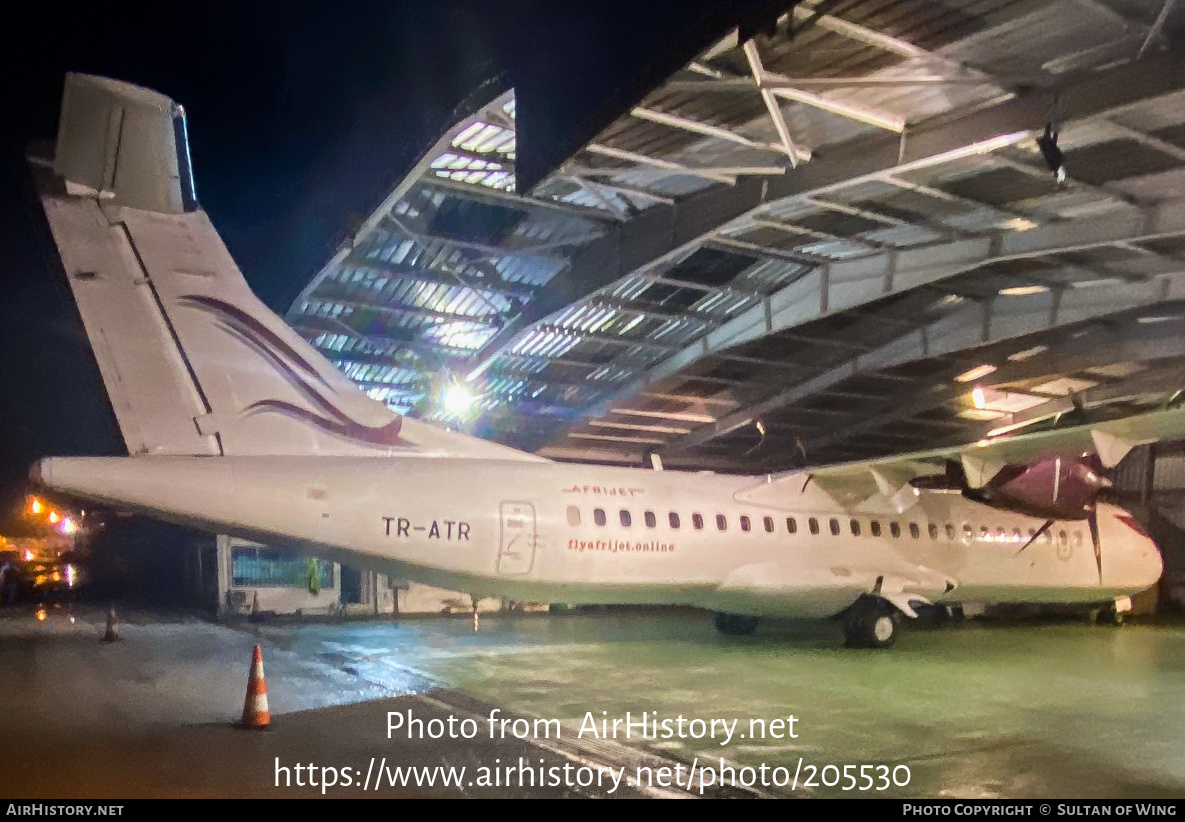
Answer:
(36, 455, 1163, 618)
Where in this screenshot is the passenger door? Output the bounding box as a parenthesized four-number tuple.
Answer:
(497, 501, 537, 575)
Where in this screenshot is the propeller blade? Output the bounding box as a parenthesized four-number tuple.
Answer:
(1017, 519, 1055, 555)
(1089, 507, 1103, 584)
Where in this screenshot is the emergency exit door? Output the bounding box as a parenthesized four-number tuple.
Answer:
(497, 501, 536, 575)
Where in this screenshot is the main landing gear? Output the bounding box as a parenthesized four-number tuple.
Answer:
(714, 612, 759, 636)
(470, 595, 481, 633)
(843, 596, 901, 649)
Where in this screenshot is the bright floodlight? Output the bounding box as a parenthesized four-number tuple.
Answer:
(443, 384, 476, 417)
(61, 518, 77, 535)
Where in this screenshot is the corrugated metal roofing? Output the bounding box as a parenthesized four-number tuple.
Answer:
(291, 0, 1185, 469)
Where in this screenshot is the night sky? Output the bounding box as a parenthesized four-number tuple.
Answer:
(0, 0, 789, 523)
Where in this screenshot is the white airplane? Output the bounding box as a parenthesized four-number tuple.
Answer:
(27, 74, 1176, 647)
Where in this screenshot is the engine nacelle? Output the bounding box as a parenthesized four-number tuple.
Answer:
(963, 455, 1109, 520)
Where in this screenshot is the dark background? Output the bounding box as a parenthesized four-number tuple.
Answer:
(0, 0, 788, 598)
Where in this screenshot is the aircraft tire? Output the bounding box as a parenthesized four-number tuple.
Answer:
(714, 612, 759, 636)
(1096, 607, 1125, 626)
(844, 597, 900, 649)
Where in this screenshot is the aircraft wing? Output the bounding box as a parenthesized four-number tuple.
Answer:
(742, 406, 1185, 511)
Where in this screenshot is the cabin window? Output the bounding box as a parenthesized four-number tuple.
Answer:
(1013, 528, 1023, 543)
(829, 518, 841, 536)
(740, 515, 751, 532)
(1027, 528, 1036, 539)
(963, 524, 973, 542)
(996, 527, 1007, 543)
(620, 510, 632, 527)
(716, 514, 728, 531)
(909, 523, 921, 539)
(669, 512, 681, 529)
(763, 516, 775, 533)
(1059, 530, 1068, 546)
(1042, 529, 1053, 545)
(946, 524, 956, 540)
(644, 510, 656, 528)
(808, 517, 820, 535)
(850, 519, 861, 536)
(692, 513, 704, 530)
(890, 522, 901, 539)
(566, 506, 581, 526)
(870, 520, 882, 537)
(594, 508, 606, 526)
(1074, 531, 1083, 548)
(786, 517, 797, 534)
(981, 526, 991, 541)
(928, 523, 938, 540)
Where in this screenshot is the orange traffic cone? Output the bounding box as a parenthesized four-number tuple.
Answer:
(238, 644, 270, 730)
(101, 606, 121, 643)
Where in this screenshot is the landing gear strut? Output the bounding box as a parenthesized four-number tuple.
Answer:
(843, 596, 900, 649)
(714, 612, 759, 636)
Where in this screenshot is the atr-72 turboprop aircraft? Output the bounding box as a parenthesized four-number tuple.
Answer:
(27, 74, 1178, 647)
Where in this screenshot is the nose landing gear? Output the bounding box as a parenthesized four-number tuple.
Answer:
(1095, 595, 1133, 626)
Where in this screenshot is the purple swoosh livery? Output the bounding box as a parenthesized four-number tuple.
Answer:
(178, 294, 410, 448)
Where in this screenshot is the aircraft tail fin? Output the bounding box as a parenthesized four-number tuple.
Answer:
(35, 73, 544, 462)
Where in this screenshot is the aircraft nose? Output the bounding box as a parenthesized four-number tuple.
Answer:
(1143, 538, 1165, 588)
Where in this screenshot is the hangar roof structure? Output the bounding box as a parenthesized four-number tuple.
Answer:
(289, 0, 1185, 473)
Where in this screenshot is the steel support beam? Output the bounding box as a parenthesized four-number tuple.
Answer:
(420, 174, 615, 225)
(576, 199, 1185, 443)
(657, 269, 1185, 454)
(295, 321, 477, 360)
(296, 296, 500, 326)
(329, 260, 539, 299)
(489, 51, 1185, 378)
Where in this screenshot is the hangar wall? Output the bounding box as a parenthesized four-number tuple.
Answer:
(1111, 444, 1185, 609)
(183, 534, 520, 618)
